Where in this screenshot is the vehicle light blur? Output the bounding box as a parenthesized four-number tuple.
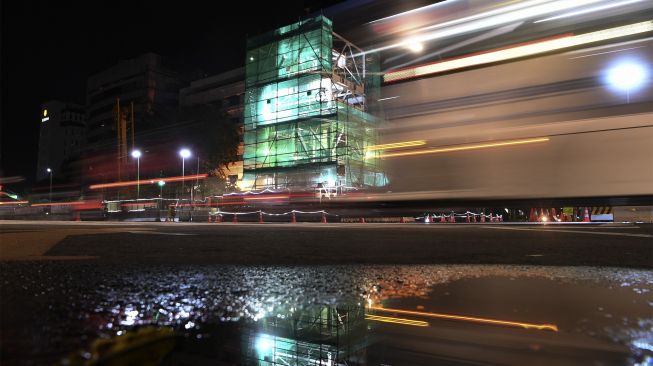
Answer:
(380, 137, 550, 159)
(369, 306, 559, 331)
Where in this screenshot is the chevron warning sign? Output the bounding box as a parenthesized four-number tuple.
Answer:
(592, 207, 613, 215)
(591, 207, 613, 221)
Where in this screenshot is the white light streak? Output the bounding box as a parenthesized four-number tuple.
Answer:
(357, 0, 604, 57)
(368, 0, 458, 24)
(534, 0, 646, 23)
(568, 46, 646, 59)
(384, 21, 653, 82)
(377, 96, 400, 102)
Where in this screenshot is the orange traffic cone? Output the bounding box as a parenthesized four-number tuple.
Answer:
(472, 214, 477, 223)
(480, 213, 486, 223)
(232, 214, 238, 223)
(291, 212, 297, 223)
(440, 214, 446, 223)
(321, 213, 327, 223)
(583, 207, 590, 222)
(208, 215, 212, 223)
(449, 214, 456, 223)
(215, 214, 222, 223)
(399, 216, 405, 223)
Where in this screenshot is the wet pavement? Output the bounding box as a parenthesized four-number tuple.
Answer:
(1, 221, 651, 267)
(1, 221, 652, 365)
(1, 263, 652, 365)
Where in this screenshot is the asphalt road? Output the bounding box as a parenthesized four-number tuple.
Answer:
(1, 221, 652, 365)
(1, 220, 651, 267)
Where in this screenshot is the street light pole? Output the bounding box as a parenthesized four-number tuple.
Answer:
(179, 148, 191, 221)
(131, 150, 142, 200)
(195, 156, 200, 202)
(46, 168, 53, 203)
(157, 180, 165, 222)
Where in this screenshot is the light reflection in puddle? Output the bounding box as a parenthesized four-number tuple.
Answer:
(77, 265, 653, 365)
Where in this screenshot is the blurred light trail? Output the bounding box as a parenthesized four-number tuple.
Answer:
(385, 21, 523, 70)
(384, 20, 653, 82)
(89, 174, 208, 190)
(0, 176, 25, 184)
(377, 96, 400, 101)
(367, 0, 456, 24)
(568, 45, 646, 59)
(0, 201, 29, 205)
(365, 314, 429, 327)
(31, 201, 85, 207)
(243, 195, 290, 201)
(359, 0, 605, 57)
(0, 191, 20, 199)
(534, 0, 646, 23)
(369, 306, 558, 331)
(380, 137, 550, 159)
(366, 140, 427, 151)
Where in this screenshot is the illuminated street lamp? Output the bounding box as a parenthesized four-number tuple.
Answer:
(179, 149, 191, 219)
(158, 179, 166, 197)
(157, 180, 166, 222)
(131, 150, 142, 200)
(606, 60, 649, 103)
(179, 148, 191, 188)
(179, 148, 193, 221)
(46, 168, 53, 203)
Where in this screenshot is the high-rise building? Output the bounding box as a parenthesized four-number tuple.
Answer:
(243, 16, 385, 192)
(84, 53, 185, 184)
(36, 101, 86, 182)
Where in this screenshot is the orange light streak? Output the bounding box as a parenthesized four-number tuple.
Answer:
(380, 137, 550, 158)
(31, 201, 85, 207)
(243, 195, 290, 201)
(120, 202, 158, 207)
(365, 140, 427, 151)
(0, 201, 29, 205)
(365, 314, 429, 327)
(89, 174, 208, 190)
(368, 306, 558, 331)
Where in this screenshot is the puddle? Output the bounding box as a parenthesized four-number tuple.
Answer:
(1, 264, 652, 365)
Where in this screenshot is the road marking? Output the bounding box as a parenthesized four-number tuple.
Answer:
(484, 226, 652, 238)
(575, 225, 641, 229)
(0, 228, 152, 261)
(126, 231, 195, 236)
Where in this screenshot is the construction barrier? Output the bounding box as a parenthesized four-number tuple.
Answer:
(591, 207, 614, 222)
(583, 207, 591, 222)
(205, 209, 337, 223)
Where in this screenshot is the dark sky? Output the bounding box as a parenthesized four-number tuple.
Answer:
(0, 0, 347, 188)
(0, 0, 432, 191)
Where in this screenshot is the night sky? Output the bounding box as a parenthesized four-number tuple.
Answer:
(0, 0, 348, 189)
(1, 0, 431, 191)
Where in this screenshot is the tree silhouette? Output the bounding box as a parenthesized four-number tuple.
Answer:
(179, 103, 240, 180)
